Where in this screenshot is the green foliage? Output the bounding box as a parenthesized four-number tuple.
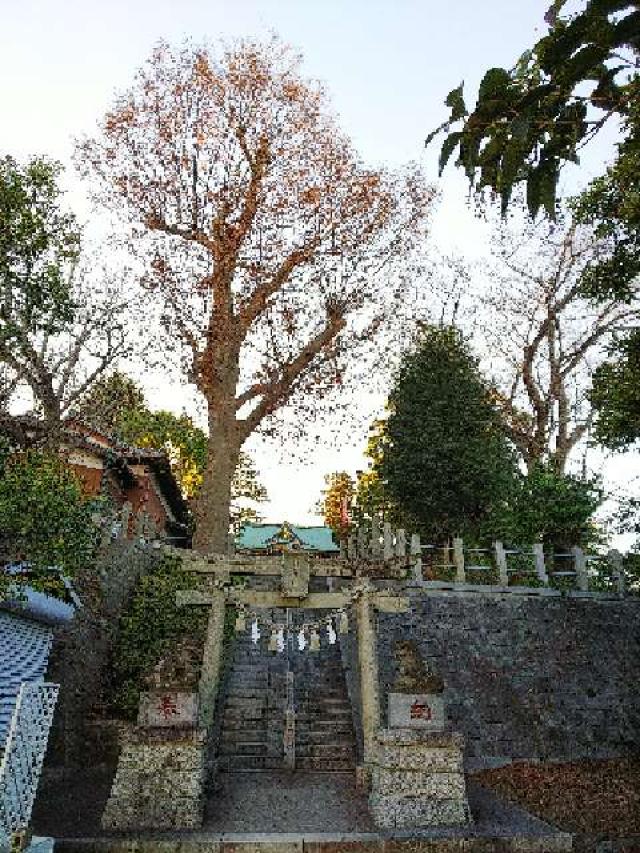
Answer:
(0, 155, 80, 347)
(590, 329, 640, 448)
(429, 1, 640, 424)
(75, 372, 146, 435)
(378, 326, 518, 542)
(488, 463, 603, 551)
(120, 405, 267, 525)
(571, 78, 640, 302)
(76, 371, 267, 519)
(428, 1, 638, 218)
(621, 551, 640, 595)
(0, 449, 99, 596)
(117, 406, 208, 499)
(354, 420, 402, 525)
(109, 554, 207, 719)
(505, 551, 546, 589)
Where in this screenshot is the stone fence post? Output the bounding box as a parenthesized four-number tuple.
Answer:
(494, 541, 508, 586)
(383, 522, 394, 561)
(572, 546, 589, 591)
(410, 534, 422, 582)
(453, 538, 465, 584)
(608, 549, 625, 597)
(395, 528, 406, 558)
(371, 517, 381, 559)
(357, 526, 367, 559)
(533, 543, 549, 585)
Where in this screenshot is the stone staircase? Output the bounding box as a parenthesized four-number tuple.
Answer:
(217, 629, 287, 771)
(295, 641, 357, 771)
(217, 620, 357, 772)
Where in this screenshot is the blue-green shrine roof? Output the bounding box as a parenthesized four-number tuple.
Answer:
(236, 522, 339, 553)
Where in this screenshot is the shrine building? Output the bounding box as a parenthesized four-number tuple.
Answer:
(235, 521, 339, 556)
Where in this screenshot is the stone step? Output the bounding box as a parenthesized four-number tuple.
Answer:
(222, 713, 268, 725)
(222, 715, 270, 728)
(217, 755, 286, 771)
(218, 627, 356, 772)
(295, 744, 355, 758)
(227, 665, 271, 674)
(295, 733, 355, 747)
(223, 701, 271, 711)
(296, 722, 354, 735)
(296, 708, 353, 720)
(296, 757, 356, 771)
(224, 686, 271, 697)
(225, 680, 270, 690)
(225, 688, 269, 708)
(218, 741, 268, 756)
(299, 705, 352, 713)
(299, 690, 349, 699)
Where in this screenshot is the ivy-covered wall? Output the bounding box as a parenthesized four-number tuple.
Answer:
(376, 591, 640, 769)
(45, 539, 161, 766)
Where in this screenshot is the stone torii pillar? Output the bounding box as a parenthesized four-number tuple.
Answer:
(354, 583, 382, 763)
(197, 586, 227, 729)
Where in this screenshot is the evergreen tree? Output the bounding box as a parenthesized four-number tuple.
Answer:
(379, 326, 517, 542)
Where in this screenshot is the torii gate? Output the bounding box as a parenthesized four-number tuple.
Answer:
(172, 548, 408, 762)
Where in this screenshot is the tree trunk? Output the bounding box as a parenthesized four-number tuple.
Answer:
(40, 385, 63, 449)
(192, 411, 241, 555)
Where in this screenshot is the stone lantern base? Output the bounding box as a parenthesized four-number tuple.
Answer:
(369, 729, 471, 829)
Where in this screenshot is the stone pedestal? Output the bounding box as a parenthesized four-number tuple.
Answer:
(101, 724, 206, 830)
(137, 689, 199, 729)
(369, 729, 471, 829)
(388, 692, 445, 731)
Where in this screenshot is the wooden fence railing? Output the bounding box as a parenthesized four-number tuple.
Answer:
(340, 520, 628, 595)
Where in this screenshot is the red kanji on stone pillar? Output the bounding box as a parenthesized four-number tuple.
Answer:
(157, 694, 178, 720)
(410, 700, 432, 721)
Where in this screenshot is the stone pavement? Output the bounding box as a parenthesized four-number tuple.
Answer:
(50, 773, 573, 850)
(205, 771, 375, 832)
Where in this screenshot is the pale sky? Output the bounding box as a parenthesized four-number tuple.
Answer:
(2, 0, 637, 539)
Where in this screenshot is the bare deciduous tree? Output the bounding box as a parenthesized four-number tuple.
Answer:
(1, 270, 134, 438)
(435, 214, 640, 472)
(78, 38, 434, 552)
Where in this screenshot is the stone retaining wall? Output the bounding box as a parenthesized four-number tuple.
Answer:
(376, 590, 640, 768)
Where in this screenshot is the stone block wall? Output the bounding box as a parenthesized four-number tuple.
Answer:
(369, 730, 470, 829)
(376, 591, 640, 768)
(101, 730, 206, 830)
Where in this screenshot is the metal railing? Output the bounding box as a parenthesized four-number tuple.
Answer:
(0, 681, 59, 841)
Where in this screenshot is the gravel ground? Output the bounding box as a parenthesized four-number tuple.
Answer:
(472, 757, 640, 851)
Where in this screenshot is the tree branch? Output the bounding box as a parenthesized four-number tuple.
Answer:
(237, 314, 347, 439)
(237, 238, 321, 334)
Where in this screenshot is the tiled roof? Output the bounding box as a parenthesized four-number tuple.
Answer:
(0, 611, 54, 751)
(236, 522, 339, 553)
(0, 414, 190, 525)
